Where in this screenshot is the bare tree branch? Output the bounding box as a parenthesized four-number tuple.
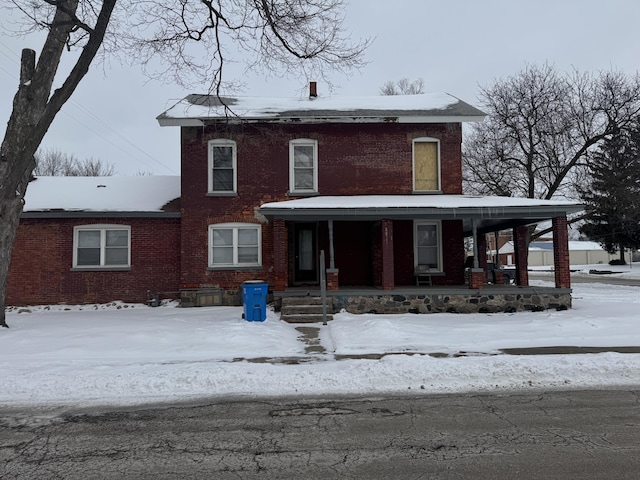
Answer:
(0, 0, 369, 327)
(380, 78, 425, 95)
(463, 64, 640, 202)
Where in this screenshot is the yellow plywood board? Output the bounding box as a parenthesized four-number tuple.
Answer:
(414, 142, 439, 191)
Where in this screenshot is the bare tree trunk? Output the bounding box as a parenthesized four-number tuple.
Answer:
(0, 49, 42, 328)
(0, 0, 116, 328)
(0, 0, 361, 328)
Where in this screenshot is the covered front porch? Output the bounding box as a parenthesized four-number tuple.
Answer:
(260, 195, 582, 314)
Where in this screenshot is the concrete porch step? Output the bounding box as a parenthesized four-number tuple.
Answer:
(281, 304, 326, 315)
(280, 296, 334, 323)
(281, 296, 326, 306)
(280, 313, 334, 323)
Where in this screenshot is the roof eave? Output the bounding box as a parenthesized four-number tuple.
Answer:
(259, 204, 584, 221)
(157, 115, 204, 127)
(157, 114, 485, 127)
(21, 211, 182, 219)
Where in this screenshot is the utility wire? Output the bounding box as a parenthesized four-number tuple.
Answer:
(0, 39, 178, 174)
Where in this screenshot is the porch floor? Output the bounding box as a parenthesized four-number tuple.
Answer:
(274, 284, 571, 298)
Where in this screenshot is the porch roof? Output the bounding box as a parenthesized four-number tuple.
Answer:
(260, 195, 583, 235)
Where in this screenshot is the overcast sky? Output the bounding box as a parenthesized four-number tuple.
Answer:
(1, 0, 639, 176)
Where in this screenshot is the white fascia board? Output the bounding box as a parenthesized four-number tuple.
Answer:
(396, 115, 486, 124)
(157, 117, 204, 127)
(157, 115, 485, 126)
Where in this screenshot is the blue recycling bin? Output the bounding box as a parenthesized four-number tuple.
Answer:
(242, 281, 268, 322)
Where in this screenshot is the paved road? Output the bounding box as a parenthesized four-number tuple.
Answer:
(530, 272, 640, 287)
(2, 389, 639, 479)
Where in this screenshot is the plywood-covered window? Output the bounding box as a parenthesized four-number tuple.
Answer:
(413, 138, 440, 192)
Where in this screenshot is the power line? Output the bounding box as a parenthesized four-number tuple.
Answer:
(0, 38, 178, 174)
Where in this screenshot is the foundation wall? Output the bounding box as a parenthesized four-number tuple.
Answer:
(332, 292, 572, 314)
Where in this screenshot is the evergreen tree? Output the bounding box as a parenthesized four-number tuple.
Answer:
(579, 120, 640, 261)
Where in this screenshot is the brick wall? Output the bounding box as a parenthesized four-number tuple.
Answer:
(7, 217, 181, 306)
(180, 121, 464, 290)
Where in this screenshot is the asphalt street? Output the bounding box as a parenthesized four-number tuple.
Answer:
(530, 272, 640, 287)
(2, 389, 639, 479)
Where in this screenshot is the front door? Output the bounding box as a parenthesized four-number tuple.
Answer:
(294, 223, 318, 284)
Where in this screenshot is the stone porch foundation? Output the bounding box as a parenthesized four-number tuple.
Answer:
(215, 286, 572, 316)
(332, 292, 571, 315)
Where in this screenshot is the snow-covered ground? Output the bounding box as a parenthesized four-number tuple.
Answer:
(2, 265, 640, 408)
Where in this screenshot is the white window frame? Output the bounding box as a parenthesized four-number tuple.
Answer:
(73, 225, 131, 269)
(289, 139, 318, 194)
(209, 223, 262, 268)
(208, 139, 237, 194)
(413, 221, 443, 272)
(412, 137, 441, 193)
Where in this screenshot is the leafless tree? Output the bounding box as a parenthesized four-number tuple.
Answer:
(34, 148, 115, 176)
(0, 0, 369, 328)
(380, 78, 425, 95)
(463, 64, 640, 244)
(463, 64, 640, 201)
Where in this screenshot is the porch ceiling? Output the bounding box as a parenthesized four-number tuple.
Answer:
(259, 195, 583, 235)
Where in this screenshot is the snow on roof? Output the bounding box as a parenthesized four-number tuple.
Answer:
(499, 240, 607, 254)
(23, 176, 181, 214)
(261, 195, 581, 210)
(157, 92, 486, 125)
(569, 241, 608, 251)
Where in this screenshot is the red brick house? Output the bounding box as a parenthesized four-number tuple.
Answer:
(8, 85, 582, 315)
(155, 84, 582, 315)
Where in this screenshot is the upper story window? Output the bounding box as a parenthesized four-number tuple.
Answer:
(289, 139, 318, 194)
(414, 221, 442, 272)
(208, 139, 237, 194)
(209, 223, 261, 268)
(413, 138, 441, 192)
(73, 225, 130, 269)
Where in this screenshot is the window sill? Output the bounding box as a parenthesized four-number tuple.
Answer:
(71, 267, 131, 272)
(412, 190, 443, 195)
(207, 266, 263, 271)
(287, 191, 319, 197)
(206, 192, 238, 197)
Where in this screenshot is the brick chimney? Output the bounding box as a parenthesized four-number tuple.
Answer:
(309, 81, 317, 98)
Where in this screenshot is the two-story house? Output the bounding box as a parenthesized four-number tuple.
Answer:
(8, 84, 581, 315)
(156, 83, 582, 316)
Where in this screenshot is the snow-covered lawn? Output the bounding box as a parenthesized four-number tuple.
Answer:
(1, 268, 639, 408)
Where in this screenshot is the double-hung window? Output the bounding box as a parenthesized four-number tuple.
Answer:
(413, 138, 441, 192)
(289, 139, 318, 194)
(73, 225, 130, 269)
(414, 221, 442, 272)
(209, 223, 261, 267)
(208, 139, 236, 194)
